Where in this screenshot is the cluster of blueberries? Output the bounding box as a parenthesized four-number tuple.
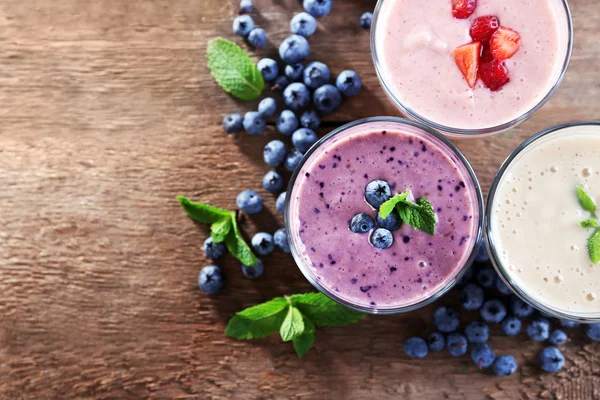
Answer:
(403, 247, 600, 375)
(202, 0, 372, 294)
(350, 179, 401, 249)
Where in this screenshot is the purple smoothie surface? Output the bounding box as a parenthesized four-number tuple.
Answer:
(288, 121, 480, 309)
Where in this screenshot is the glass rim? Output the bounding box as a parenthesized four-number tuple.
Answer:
(370, 0, 574, 137)
(486, 121, 600, 323)
(284, 116, 485, 314)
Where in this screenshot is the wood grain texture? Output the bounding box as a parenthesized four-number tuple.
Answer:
(0, 0, 599, 399)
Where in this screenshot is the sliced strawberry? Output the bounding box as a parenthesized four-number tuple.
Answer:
(480, 44, 494, 63)
(490, 27, 521, 61)
(453, 42, 481, 89)
(470, 16, 500, 43)
(479, 60, 510, 91)
(452, 0, 477, 19)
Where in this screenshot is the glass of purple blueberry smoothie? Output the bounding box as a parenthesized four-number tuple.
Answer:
(285, 117, 484, 314)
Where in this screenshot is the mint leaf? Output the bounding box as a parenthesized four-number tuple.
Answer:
(178, 196, 230, 223)
(588, 228, 600, 264)
(224, 224, 258, 267)
(581, 218, 598, 229)
(211, 215, 233, 243)
(577, 185, 597, 213)
(398, 197, 436, 235)
(206, 38, 264, 101)
(280, 306, 305, 342)
(225, 297, 289, 340)
(290, 293, 366, 327)
(293, 315, 315, 358)
(379, 190, 410, 219)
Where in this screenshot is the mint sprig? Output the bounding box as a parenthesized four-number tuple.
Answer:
(206, 38, 264, 101)
(225, 293, 365, 357)
(177, 196, 258, 267)
(379, 190, 437, 235)
(576, 186, 600, 264)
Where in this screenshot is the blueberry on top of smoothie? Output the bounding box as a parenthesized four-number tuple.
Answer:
(365, 180, 392, 208)
(350, 213, 375, 234)
(370, 228, 393, 249)
(377, 210, 402, 231)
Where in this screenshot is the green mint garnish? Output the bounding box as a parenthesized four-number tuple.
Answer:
(177, 196, 258, 267)
(206, 38, 264, 101)
(581, 218, 598, 229)
(576, 185, 600, 264)
(225, 293, 365, 357)
(379, 190, 437, 235)
(577, 185, 597, 213)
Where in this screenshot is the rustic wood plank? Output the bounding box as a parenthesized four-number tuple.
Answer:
(0, 0, 599, 399)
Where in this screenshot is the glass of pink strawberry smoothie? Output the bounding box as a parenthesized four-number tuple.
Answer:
(371, 0, 572, 136)
(285, 117, 484, 313)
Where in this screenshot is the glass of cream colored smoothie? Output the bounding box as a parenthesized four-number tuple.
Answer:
(371, 0, 573, 136)
(487, 122, 600, 322)
(285, 117, 484, 314)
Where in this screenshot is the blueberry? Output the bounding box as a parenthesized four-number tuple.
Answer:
(336, 70, 362, 97)
(510, 296, 534, 318)
(276, 192, 287, 214)
(376, 210, 402, 231)
(370, 228, 393, 249)
(364, 180, 392, 208)
(243, 111, 266, 135)
(527, 318, 551, 341)
(427, 332, 445, 352)
(239, 0, 253, 13)
(285, 63, 305, 81)
(198, 266, 224, 295)
(236, 190, 263, 214)
(274, 228, 291, 253)
(263, 170, 285, 193)
(279, 35, 310, 64)
(350, 213, 375, 234)
(501, 316, 522, 336)
(257, 58, 279, 82)
(471, 343, 495, 369)
(292, 128, 318, 154)
(480, 299, 507, 323)
(457, 266, 474, 287)
(585, 324, 600, 341)
(264, 140, 287, 167)
(549, 329, 568, 345)
(303, 61, 331, 89)
(303, 0, 332, 18)
(251, 232, 275, 256)
(495, 278, 512, 295)
(222, 113, 243, 134)
(465, 321, 489, 344)
(560, 319, 580, 329)
(460, 284, 485, 310)
(475, 238, 490, 262)
(203, 237, 227, 260)
(446, 333, 468, 356)
(271, 75, 290, 92)
(300, 110, 320, 130)
(247, 28, 267, 48)
(476, 266, 496, 288)
(284, 148, 304, 171)
(313, 84, 342, 114)
(360, 12, 373, 29)
(404, 337, 428, 359)
(283, 82, 311, 111)
(493, 355, 517, 376)
(258, 97, 277, 118)
(290, 12, 317, 37)
(539, 347, 564, 373)
(433, 306, 460, 333)
(242, 259, 264, 280)
(233, 15, 254, 37)
(276, 110, 299, 136)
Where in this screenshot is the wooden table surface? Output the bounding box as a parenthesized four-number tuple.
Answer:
(1, 0, 599, 399)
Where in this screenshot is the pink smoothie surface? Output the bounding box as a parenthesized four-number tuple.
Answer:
(375, 0, 568, 130)
(287, 121, 480, 309)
